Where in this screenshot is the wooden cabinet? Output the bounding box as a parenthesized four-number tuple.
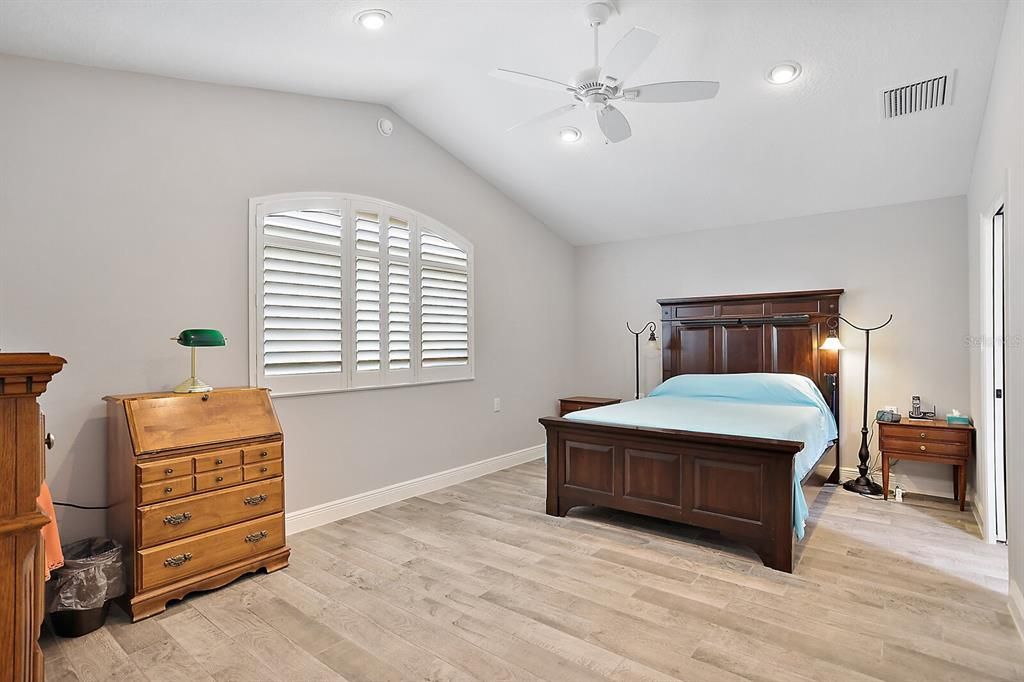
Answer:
(0, 353, 65, 682)
(105, 388, 289, 621)
(879, 419, 975, 510)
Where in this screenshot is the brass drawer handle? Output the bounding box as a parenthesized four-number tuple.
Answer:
(260, 451, 269, 458)
(244, 494, 267, 506)
(164, 468, 175, 475)
(164, 552, 192, 567)
(215, 458, 224, 465)
(163, 512, 192, 526)
(245, 530, 268, 543)
(164, 486, 174, 493)
(216, 476, 224, 482)
(920, 445, 927, 451)
(260, 466, 269, 473)
(920, 432, 927, 439)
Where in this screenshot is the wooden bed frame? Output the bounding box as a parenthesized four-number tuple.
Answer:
(540, 289, 843, 573)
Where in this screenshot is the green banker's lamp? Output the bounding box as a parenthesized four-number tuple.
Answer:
(171, 329, 226, 393)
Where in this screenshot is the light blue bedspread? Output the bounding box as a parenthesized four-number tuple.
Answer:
(564, 373, 837, 540)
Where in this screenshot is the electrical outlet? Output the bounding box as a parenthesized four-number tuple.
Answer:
(894, 484, 904, 502)
(493, 398, 501, 413)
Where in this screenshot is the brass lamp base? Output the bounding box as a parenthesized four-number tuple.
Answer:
(173, 376, 213, 393)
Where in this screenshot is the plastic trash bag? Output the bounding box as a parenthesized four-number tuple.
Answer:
(48, 537, 126, 612)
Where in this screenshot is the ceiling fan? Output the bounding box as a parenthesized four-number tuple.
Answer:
(490, 1, 719, 143)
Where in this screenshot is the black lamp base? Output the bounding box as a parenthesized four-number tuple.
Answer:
(843, 476, 883, 496)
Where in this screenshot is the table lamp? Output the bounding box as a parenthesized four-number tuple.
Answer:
(171, 329, 225, 393)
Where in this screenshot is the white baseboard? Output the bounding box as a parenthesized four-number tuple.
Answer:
(1009, 580, 1024, 643)
(839, 467, 955, 500)
(970, 485, 989, 541)
(285, 444, 544, 535)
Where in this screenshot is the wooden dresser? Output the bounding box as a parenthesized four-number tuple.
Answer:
(105, 387, 289, 621)
(0, 353, 65, 682)
(879, 418, 975, 510)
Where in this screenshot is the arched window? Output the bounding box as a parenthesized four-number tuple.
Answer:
(249, 193, 473, 395)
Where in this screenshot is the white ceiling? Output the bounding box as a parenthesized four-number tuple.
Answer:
(0, 1, 1006, 245)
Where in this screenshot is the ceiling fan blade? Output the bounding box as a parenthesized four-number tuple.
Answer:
(623, 80, 720, 103)
(600, 27, 659, 86)
(596, 105, 631, 143)
(489, 68, 574, 93)
(506, 103, 579, 132)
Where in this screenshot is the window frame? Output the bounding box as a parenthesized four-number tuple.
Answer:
(249, 192, 474, 397)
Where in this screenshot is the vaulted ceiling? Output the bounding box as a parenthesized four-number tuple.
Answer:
(0, 1, 1006, 244)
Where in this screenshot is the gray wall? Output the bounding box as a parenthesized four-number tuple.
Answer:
(966, 0, 1024, 614)
(573, 196, 970, 497)
(0, 54, 575, 541)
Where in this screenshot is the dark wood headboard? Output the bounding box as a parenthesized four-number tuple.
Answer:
(657, 289, 843, 416)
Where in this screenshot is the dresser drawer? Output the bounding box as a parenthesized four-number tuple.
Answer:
(881, 439, 969, 458)
(881, 425, 970, 445)
(137, 478, 283, 548)
(139, 476, 194, 504)
(138, 456, 193, 484)
(242, 441, 283, 465)
(243, 459, 282, 481)
(137, 513, 285, 590)
(194, 447, 243, 473)
(195, 467, 242, 492)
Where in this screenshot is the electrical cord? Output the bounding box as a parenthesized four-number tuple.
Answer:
(52, 501, 110, 510)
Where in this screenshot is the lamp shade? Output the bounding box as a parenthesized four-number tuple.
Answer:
(820, 334, 845, 351)
(175, 329, 226, 347)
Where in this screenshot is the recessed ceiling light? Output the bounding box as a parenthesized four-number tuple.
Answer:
(355, 9, 391, 31)
(766, 62, 802, 85)
(559, 127, 582, 143)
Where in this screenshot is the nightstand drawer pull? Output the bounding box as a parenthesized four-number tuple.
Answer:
(216, 476, 224, 482)
(260, 451, 269, 458)
(245, 530, 268, 543)
(920, 432, 927, 439)
(215, 458, 224, 465)
(164, 486, 174, 493)
(244, 494, 267, 506)
(920, 445, 926, 451)
(164, 552, 192, 568)
(164, 467, 175, 475)
(163, 512, 192, 526)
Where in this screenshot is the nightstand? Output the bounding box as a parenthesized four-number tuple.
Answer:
(878, 419, 975, 511)
(559, 395, 621, 417)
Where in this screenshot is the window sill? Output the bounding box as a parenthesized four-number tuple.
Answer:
(262, 375, 475, 398)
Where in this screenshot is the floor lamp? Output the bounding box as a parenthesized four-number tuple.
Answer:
(820, 314, 893, 495)
(626, 321, 657, 400)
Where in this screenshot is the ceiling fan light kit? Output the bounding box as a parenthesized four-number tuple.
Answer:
(490, 0, 719, 144)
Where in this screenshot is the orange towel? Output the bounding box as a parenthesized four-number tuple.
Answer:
(36, 482, 64, 580)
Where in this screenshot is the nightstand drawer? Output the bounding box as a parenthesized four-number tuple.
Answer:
(560, 401, 594, 415)
(881, 425, 970, 445)
(881, 439, 969, 458)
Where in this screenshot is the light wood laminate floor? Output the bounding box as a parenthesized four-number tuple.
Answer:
(43, 460, 1021, 681)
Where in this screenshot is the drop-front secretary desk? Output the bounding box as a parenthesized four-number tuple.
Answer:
(105, 387, 289, 621)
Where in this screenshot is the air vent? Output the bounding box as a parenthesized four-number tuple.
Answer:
(882, 74, 950, 119)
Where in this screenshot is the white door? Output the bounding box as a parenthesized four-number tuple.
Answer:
(993, 206, 1007, 543)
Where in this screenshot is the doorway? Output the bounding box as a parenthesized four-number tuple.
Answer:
(992, 205, 1007, 542)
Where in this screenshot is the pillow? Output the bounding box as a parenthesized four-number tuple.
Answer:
(649, 372, 831, 412)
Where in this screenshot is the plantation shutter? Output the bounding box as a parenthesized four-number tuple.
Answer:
(261, 209, 343, 382)
(387, 217, 412, 371)
(420, 229, 470, 370)
(354, 211, 382, 373)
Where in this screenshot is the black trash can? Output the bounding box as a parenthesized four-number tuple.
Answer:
(48, 537, 126, 638)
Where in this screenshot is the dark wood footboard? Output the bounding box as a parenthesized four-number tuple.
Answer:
(541, 415, 834, 573)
